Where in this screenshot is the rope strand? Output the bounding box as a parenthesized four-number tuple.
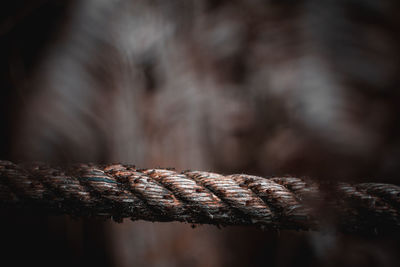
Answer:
(1, 160, 399, 233)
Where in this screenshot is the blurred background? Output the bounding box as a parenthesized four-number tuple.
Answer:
(1, 0, 400, 266)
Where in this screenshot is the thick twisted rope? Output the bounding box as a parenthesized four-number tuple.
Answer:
(1, 160, 400, 234)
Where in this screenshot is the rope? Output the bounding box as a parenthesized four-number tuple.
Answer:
(1, 160, 399, 234)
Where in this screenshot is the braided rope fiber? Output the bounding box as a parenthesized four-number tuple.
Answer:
(1, 160, 400, 234)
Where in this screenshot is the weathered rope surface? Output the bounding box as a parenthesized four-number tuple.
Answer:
(1, 160, 400, 234)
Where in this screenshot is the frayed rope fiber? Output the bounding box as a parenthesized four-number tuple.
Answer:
(1, 160, 400, 234)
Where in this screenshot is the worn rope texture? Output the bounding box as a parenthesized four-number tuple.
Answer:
(1, 160, 400, 234)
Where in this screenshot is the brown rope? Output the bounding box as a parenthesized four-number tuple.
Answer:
(1, 160, 399, 234)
